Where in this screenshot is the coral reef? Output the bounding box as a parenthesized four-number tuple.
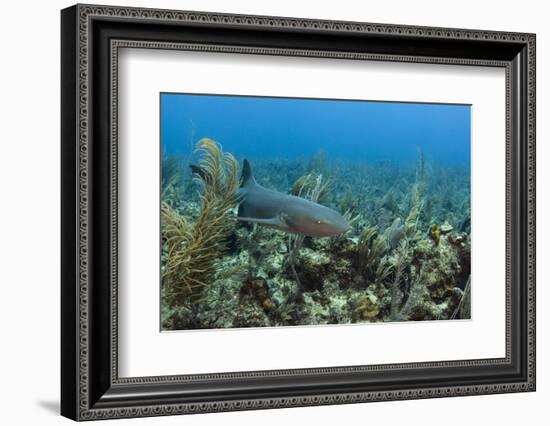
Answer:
(161, 143, 472, 330)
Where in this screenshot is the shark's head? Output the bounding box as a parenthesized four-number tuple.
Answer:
(286, 201, 351, 237)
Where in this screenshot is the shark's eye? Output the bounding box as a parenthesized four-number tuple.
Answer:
(316, 220, 322, 224)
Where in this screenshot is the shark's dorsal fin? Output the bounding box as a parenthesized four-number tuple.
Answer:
(241, 159, 257, 188)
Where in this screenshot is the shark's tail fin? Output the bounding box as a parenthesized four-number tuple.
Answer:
(241, 159, 256, 188)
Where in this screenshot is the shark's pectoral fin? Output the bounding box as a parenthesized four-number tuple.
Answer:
(236, 215, 287, 228)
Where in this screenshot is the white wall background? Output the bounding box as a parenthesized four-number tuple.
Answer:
(0, 0, 546, 424)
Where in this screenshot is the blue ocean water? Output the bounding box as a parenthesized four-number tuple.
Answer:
(161, 93, 470, 167)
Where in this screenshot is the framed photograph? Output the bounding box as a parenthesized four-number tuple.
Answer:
(61, 4, 536, 421)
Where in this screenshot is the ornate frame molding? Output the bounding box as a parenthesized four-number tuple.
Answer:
(61, 4, 536, 421)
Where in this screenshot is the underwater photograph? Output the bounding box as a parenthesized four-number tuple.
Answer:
(160, 93, 471, 331)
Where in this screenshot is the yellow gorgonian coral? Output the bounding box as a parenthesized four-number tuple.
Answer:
(162, 138, 240, 305)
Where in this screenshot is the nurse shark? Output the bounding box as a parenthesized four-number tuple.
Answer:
(235, 160, 350, 237)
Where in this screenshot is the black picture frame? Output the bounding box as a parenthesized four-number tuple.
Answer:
(61, 4, 536, 421)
